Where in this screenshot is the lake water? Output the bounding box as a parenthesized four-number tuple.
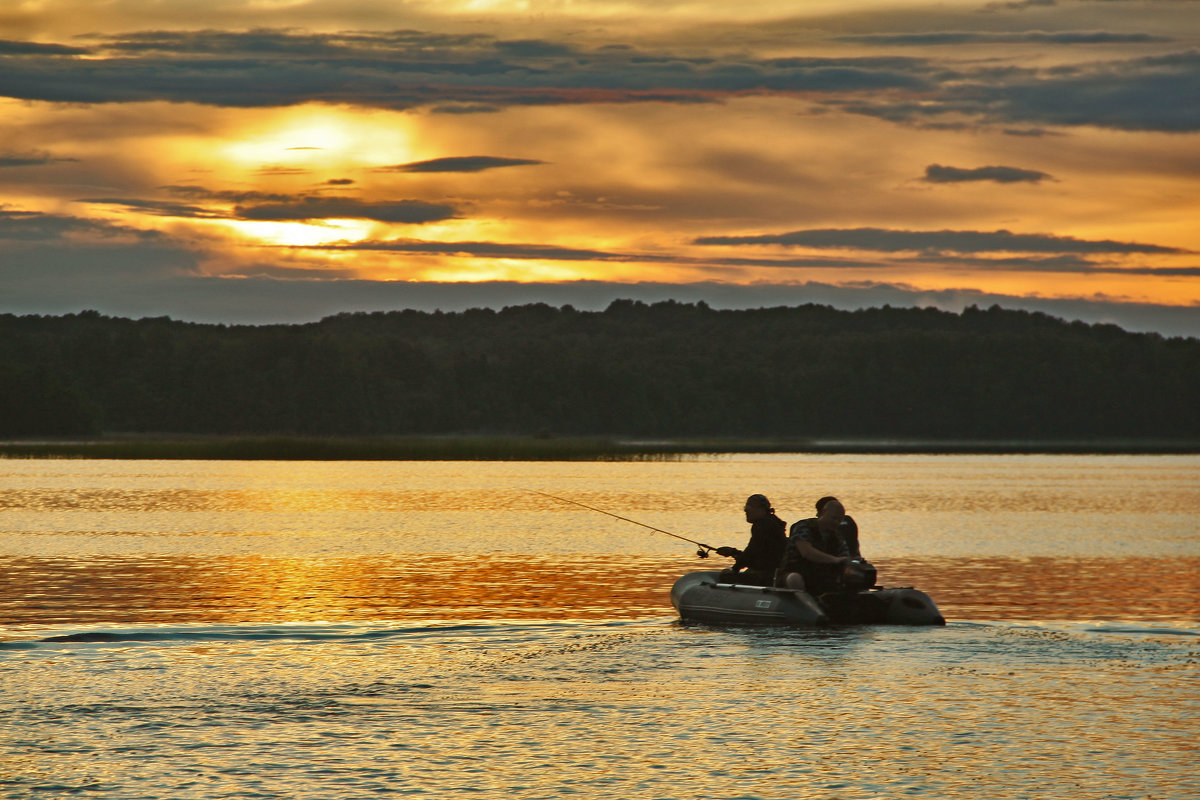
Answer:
(1, 455, 1197, 799)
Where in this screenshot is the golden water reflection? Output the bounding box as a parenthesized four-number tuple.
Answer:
(3, 554, 1196, 627)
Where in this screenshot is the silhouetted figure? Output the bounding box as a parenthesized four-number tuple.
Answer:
(814, 495, 876, 588)
(777, 498, 872, 596)
(715, 493, 786, 586)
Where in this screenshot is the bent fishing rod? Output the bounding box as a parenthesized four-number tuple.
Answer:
(527, 489, 717, 558)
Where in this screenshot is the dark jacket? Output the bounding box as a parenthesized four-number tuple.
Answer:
(736, 513, 787, 573)
(838, 515, 864, 560)
(778, 516, 850, 593)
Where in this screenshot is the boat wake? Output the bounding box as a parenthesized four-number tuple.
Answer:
(0, 618, 663, 650)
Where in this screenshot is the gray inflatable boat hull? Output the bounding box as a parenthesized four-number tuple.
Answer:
(670, 571, 945, 627)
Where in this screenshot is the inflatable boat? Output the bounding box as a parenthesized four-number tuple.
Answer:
(670, 570, 945, 627)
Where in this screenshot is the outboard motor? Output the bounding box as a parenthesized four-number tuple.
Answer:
(843, 560, 877, 591)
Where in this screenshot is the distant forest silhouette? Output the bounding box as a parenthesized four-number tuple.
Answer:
(2, 301, 1198, 440)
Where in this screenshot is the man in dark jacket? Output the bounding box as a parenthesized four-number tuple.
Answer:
(715, 493, 786, 586)
(777, 498, 869, 595)
(814, 495, 876, 588)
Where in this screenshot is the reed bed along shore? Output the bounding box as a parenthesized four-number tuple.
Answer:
(0, 436, 669, 461)
(1, 435, 1198, 460)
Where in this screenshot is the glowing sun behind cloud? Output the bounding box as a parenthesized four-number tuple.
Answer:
(210, 107, 416, 179)
(0, 2, 1197, 333)
(220, 218, 378, 248)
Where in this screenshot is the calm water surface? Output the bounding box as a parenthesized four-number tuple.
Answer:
(2, 455, 1197, 799)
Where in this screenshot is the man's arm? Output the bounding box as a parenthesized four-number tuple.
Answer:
(795, 540, 849, 566)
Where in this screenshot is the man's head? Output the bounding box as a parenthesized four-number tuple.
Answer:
(744, 493, 772, 523)
(817, 498, 845, 532)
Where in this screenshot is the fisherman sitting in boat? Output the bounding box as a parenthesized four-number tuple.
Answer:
(714, 493, 786, 586)
(777, 498, 870, 596)
(815, 495, 876, 589)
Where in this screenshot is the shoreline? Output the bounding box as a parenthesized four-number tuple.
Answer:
(2, 435, 1199, 460)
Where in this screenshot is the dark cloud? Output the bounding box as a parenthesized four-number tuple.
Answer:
(693, 227, 1187, 255)
(696, 256, 884, 269)
(0, 209, 162, 242)
(0, 209, 99, 240)
(900, 253, 1200, 275)
(223, 263, 363, 281)
(0, 150, 77, 167)
(377, 156, 546, 173)
(0, 29, 939, 112)
(77, 190, 459, 224)
(313, 237, 1196, 276)
(1125, 267, 1200, 276)
(0, 212, 199, 309)
(323, 238, 637, 262)
(1064, 264, 1200, 275)
(312, 238, 879, 268)
(327, 236, 1200, 277)
(0, 39, 89, 55)
(898, 253, 1093, 270)
(81, 197, 225, 219)
(160, 185, 296, 204)
(839, 31, 1167, 45)
(494, 39, 577, 58)
(0, 243, 199, 302)
(922, 163, 1053, 183)
(431, 103, 503, 114)
(0, 28, 1193, 130)
(235, 197, 458, 224)
(968, 51, 1200, 132)
(983, 0, 1057, 10)
(1001, 127, 1064, 137)
(99, 29, 489, 57)
(835, 50, 1200, 132)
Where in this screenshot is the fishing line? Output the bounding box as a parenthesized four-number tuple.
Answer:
(526, 489, 716, 557)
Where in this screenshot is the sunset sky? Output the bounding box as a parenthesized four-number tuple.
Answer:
(2, 0, 1198, 334)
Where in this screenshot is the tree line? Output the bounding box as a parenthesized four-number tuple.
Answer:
(2, 300, 1198, 440)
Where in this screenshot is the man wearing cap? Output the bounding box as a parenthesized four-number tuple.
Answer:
(714, 493, 786, 586)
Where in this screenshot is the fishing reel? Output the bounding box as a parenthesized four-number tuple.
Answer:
(696, 548, 709, 558)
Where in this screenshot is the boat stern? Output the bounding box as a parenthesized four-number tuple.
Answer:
(879, 587, 946, 626)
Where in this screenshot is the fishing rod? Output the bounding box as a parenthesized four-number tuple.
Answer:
(527, 489, 717, 558)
